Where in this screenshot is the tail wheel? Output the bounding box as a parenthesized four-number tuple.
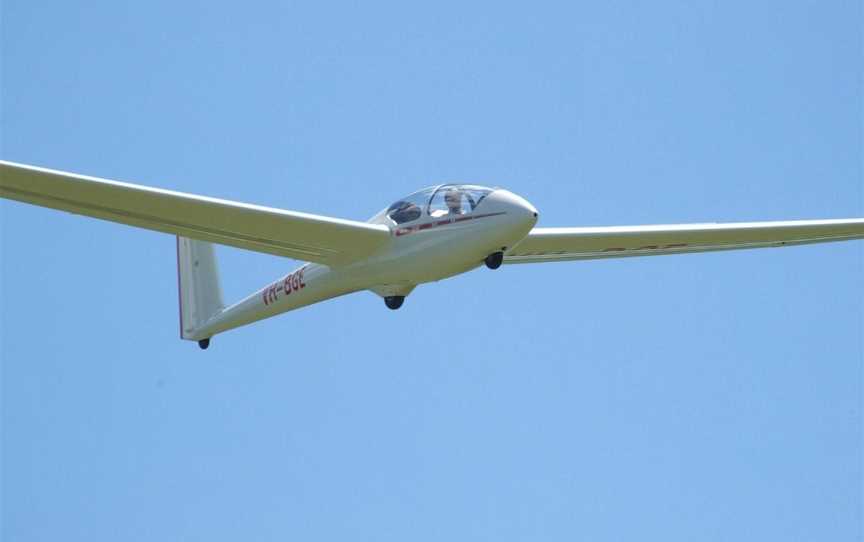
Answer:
(384, 296, 405, 310)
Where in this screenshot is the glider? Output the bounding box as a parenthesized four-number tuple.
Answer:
(2, 160, 862, 349)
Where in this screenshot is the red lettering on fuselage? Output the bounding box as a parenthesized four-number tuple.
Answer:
(262, 267, 307, 306)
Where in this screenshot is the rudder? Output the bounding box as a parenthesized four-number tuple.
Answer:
(176, 236, 224, 340)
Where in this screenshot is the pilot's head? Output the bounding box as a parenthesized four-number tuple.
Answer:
(445, 189, 462, 214)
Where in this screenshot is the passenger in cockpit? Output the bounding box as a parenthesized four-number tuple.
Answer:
(444, 188, 464, 216)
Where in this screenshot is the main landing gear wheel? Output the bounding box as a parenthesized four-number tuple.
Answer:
(198, 338, 210, 350)
(385, 296, 405, 310)
(485, 251, 504, 270)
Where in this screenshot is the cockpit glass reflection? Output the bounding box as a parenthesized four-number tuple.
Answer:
(385, 186, 435, 225)
(384, 184, 495, 226)
(386, 200, 422, 224)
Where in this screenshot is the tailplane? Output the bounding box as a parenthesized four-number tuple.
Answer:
(176, 237, 224, 343)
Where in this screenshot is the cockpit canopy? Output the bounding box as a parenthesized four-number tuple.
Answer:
(382, 184, 495, 225)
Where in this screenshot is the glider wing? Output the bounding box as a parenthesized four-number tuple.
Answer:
(0, 161, 390, 265)
(505, 219, 864, 264)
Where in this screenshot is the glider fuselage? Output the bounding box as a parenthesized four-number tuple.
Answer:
(190, 188, 539, 340)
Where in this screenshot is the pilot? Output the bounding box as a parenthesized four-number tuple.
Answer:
(390, 201, 421, 224)
(444, 188, 464, 215)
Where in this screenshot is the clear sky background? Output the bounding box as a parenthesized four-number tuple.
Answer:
(1, 1, 862, 540)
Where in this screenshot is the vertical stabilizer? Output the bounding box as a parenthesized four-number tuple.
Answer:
(177, 237, 224, 340)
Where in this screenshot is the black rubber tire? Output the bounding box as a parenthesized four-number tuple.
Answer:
(485, 251, 504, 270)
(198, 338, 210, 350)
(384, 296, 405, 310)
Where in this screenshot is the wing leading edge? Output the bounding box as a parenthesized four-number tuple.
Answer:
(505, 219, 864, 264)
(0, 161, 390, 265)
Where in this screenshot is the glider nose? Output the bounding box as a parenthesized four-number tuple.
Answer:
(491, 189, 539, 224)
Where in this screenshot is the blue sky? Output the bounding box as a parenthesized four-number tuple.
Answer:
(1, 1, 861, 540)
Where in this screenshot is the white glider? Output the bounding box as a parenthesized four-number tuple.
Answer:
(2, 160, 862, 349)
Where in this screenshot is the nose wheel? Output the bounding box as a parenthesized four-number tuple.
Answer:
(385, 296, 405, 310)
(485, 251, 504, 270)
